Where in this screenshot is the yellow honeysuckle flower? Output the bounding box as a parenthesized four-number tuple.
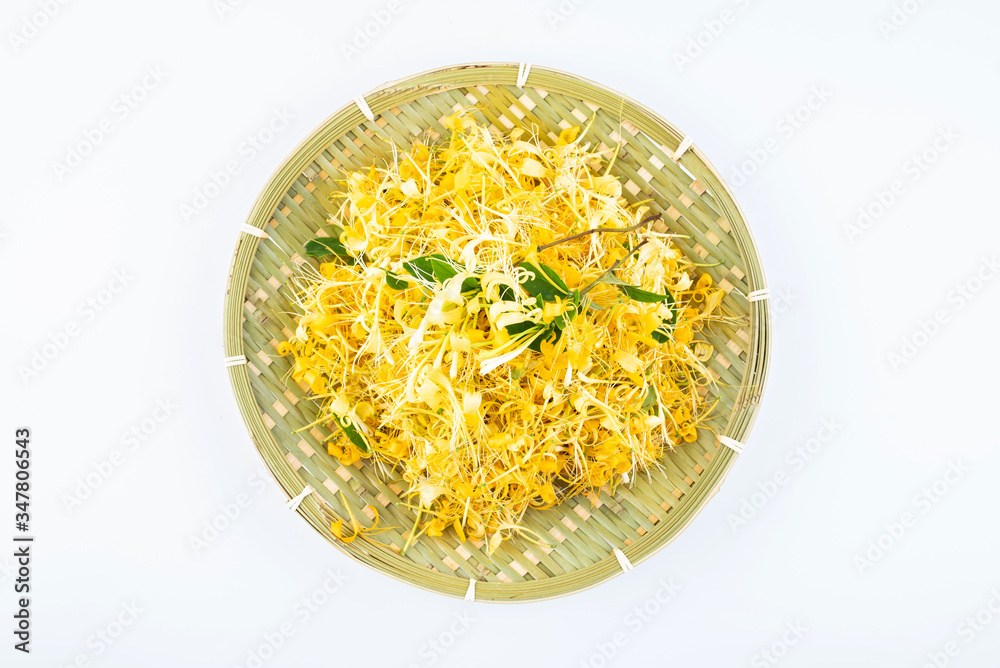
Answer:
(277, 109, 718, 551)
(556, 125, 581, 146)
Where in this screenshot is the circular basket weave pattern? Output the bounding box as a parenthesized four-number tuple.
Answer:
(224, 62, 769, 602)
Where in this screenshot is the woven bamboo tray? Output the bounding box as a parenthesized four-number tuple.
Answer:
(223, 62, 770, 602)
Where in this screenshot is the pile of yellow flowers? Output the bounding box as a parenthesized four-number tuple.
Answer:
(276, 110, 724, 551)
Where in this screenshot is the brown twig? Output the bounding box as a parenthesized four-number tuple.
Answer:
(536, 212, 663, 253)
(579, 239, 650, 296)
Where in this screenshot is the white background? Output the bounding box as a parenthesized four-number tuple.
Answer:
(3, 0, 1000, 666)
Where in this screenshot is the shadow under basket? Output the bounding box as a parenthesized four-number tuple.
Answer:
(223, 62, 770, 602)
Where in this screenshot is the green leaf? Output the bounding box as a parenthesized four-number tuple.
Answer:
(305, 235, 352, 259)
(600, 272, 629, 287)
(528, 325, 562, 352)
(401, 254, 481, 293)
(503, 321, 538, 337)
(616, 284, 672, 303)
(651, 327, 671, 344)
(662, 288, 676, 323)
(650, 293, 676, 342)
(502, 320, 562, 353)
(537, 263, 569, 291)
(402, 254, 465, 284)
(428, 257, 461, 282)
(402, 254, 447, 283)
(336, 419, 369, 454)
(429, 257, 481, 293)
(641, 386, 658, 411)
(459, 276, 481, 293)
(384, 271, 410, 291)
(519, 262, 569, 302)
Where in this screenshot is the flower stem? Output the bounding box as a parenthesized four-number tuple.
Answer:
(579, 239, 650, 296)
(537, 212, 663, 253)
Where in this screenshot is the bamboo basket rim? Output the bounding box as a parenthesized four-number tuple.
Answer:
(223, 61, 770, 602)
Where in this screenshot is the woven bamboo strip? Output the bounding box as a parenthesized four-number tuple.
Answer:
(224, 62, 769, 602)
